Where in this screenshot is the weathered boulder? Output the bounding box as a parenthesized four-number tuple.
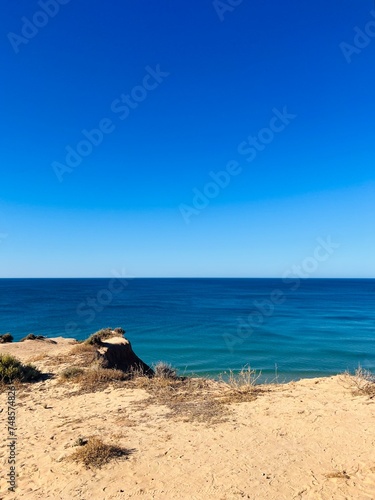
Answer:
(95, 335, 153, 376)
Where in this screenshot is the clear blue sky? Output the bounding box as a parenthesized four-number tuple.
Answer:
(1, 0, 374, 277)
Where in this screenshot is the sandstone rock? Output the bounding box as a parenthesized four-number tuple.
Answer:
(95, 335, 153, 376)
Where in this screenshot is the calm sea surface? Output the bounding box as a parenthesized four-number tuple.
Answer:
(0, 278, 374, 382)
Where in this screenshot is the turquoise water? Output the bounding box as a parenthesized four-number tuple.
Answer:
(0, 278, 374, 382)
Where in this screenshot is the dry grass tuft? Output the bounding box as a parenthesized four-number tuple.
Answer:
(67, 437, 131, 469)
(79, 368, 129, 386)
(343, 366, 375, 398)
(218, 366, 262, 403)
(26, 353, 48, 363)
(70, 343, 97, 355)
(324, 470, 350, 479)
(153, 361, 177, 379)
(68, 343, 98, 367)
(59, 365, 129, 391)
(60, 366, 85, 380)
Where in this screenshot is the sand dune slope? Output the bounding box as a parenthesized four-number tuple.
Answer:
(1, 339, 375, 499)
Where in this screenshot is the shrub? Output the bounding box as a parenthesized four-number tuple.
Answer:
(68, 437, 130, 468)
(20, 334, 46, 342)
(0, 354, 42, 383)
(154, 362, 177, 379)
(80, 368, 129, 385)
(60, 367, 84, 380)
(60, 367, 129, 390)
(0, 333, 13, 343)
(350, 366, 375, 397)
(84, 327, 125, 346)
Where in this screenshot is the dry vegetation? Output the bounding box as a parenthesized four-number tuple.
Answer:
(342, 366, 375, 398)
(84, 327, 125, 345)
(59, 366, 130, 391)
(324, 470, 351, 480)
(132, 374, 228, 424)
(67, 437, 132, 469)
(59, 364, 233, 423)
(58, 342, 263, 423)
(9, 328, 264, 426)
(153, 361, 177, 379)
(26, 353, 49, 363)
(130, 366, 262, 424)
(218, 366, 263, 403)
(68, 342, 98, 366)
(60, 366, 85, 380)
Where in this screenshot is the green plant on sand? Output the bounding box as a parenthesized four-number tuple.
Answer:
(84, 327, 125, 345)
(0, 353, 42, 383)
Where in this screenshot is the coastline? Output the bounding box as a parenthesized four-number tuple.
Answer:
(1, 337, 375, 499)
(2, 278, 375, 381)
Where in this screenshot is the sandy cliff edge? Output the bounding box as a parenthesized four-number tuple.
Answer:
(1, 337, 375, 500)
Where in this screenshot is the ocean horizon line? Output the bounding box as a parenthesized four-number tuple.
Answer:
(0, 277, 374, 280)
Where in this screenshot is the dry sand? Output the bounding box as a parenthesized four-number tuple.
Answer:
(1, 338, 375, 500)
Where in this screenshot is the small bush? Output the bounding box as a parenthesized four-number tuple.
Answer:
(68, 437, 130, 468)
(20, 334, 46, 342)
(154, 362, 177, 379)
(0, 354, 42, 383)
(0, 333, 13, 343)
(350, 366, 375, 397)
(84, 327, 125, 346)
(60, 367, 84, 380)
(80, 368, 128, 385)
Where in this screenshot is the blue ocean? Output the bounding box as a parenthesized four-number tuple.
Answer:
(0, 278, 374, 382)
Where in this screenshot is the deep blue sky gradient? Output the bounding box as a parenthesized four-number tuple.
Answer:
(1, 0, 374, 277)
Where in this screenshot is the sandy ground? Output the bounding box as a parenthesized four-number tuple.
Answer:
(1, 338, 375, 500)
